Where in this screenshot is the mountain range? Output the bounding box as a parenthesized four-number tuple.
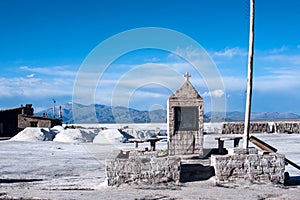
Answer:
(36, 103, 300, 123)
(36, 103, 166, 123)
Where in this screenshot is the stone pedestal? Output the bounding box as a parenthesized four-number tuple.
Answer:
(211, 148, 285, 184)
(106, 150, 181, 186)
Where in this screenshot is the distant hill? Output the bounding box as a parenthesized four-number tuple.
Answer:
(35, 103, 167, 123)
(36, 103, 300, 123)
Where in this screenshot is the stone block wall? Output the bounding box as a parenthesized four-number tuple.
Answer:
(168, 130, 203, 156)
(274, 122, 300, 133)
(168, 102, 204, 156)
(106, 150, 181, 186)
(18, 115, 51, 129)
(18, 115, 62, 130)
(211, 152, 285, 184)
(222, 122, 270, 134)
(222, 121, 300, 134)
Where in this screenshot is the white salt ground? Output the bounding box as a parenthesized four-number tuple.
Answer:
(0, 133, 299, 200)
(3, 124, 300, 199)
(51, 125, 65, 133)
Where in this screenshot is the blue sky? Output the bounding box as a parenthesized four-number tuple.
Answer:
(1, 0, 300, 115)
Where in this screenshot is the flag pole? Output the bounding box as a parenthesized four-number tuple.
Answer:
(243, 0, 255, 148)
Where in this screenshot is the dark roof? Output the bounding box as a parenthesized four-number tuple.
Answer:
(0, 107, 23, 113)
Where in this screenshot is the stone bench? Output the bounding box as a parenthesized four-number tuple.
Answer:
(128, 138, 160, 151)
(215, 136, 243, 153)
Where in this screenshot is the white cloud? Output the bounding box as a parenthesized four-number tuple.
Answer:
(173, 46, 204, 58)
(0, 73, 75, 98)
(27, 74, 35, 78)
(20, 65, 77, 77)
(73, 62, 186, 106)
(96, 63, 184, 89)
(213, 47, 247, 57)
(96, 46, 298, 98)
(212, 67, 300, 94)
(253, 67, 300, 91)
(222, 76, 247, 91)
(131, 90, 168, 99)
(0, 65, 79, 101)
(202, 89, 225, 98)
(87, 59, 223, 108)
(269, 46, 289, 54)
(144, 57, 160, 62)
(4, 43, 300, 113)
(218, 68, 300, 93)
(260, 54, 300, 65)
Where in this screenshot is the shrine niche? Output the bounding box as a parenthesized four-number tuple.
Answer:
(167, 72, 204, 156)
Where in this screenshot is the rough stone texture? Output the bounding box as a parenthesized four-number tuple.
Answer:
(227, 147, 258, 155)
(274, 122, 300, 134)
(211, 152, 285, 184)
(222, 121, 300, 134)
(18, 115, 61, 130)
(106, 150, 181, 186)
(168, 79, 204, 156)
(222, 122, 270, 134)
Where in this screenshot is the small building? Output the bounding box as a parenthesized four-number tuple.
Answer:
(0, 104, 61, 137)
(167, 72, 204, 156)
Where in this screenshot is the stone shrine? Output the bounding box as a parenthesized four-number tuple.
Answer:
(167, 72, 204, 156)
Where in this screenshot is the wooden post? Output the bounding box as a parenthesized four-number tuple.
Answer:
(243, 0, 255, 149)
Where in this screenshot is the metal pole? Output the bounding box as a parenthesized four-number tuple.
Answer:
(53, 99, 56, 118)
(243, 0, 255, 149)
(59, 105, 63, 121)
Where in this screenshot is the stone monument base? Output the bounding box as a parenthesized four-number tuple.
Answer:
(106, 149, 181, 186)
(211, 147, 285, 185)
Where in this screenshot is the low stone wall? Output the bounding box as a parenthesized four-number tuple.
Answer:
(222, 121, 300, 134)
(106, 150, 181, 186)
(222, 122, 270, 134)
(211, 149, 285, 184)
(274, 122, 300, 134)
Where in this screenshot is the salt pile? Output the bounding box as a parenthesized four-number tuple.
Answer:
(51, 125, 65, 134)
(93, 129, 126, 144)
(10, 127, 56, 141)
(121, 128, 156, 139)
(54, 129, 98, 143)
(10, 126, 158, 144)
(10, 126, 99, 143)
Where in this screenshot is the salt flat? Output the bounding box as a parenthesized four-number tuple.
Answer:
(0, 133, 299, 200)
